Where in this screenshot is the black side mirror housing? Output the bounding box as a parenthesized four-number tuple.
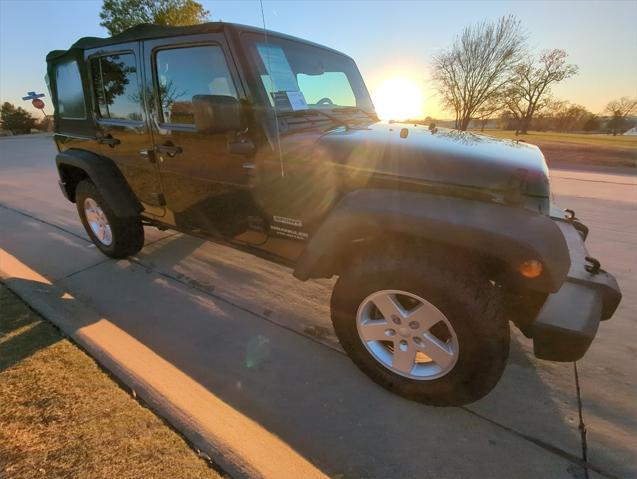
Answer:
(192, 95, 242, 133)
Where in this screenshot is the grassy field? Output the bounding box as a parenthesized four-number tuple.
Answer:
(476, 129, 637, 148)
(471, 129, 637, 167)
(0, 284, 221, 479)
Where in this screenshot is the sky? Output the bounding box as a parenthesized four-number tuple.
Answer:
(1, 0, 636, 119)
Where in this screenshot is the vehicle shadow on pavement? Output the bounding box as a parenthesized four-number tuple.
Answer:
(135, 233, 340, 348)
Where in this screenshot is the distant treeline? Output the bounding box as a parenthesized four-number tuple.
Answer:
(412, 106, 636, 135)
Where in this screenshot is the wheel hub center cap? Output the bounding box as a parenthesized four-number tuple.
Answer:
(398, 327, 410, 338)
(356, 289, 460, 380)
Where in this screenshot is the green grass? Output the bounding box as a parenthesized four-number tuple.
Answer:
(474, 129, 637, 148)
(0, 284, 220, 479)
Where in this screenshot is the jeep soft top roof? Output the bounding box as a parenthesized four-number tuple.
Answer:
(46, 22, 345, 62)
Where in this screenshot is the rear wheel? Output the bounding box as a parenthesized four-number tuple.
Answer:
(330, 255, 509, 406)
(75, 179, 144, 259)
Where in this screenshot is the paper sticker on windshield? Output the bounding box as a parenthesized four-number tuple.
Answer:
(257, 44, 299, 93)
(286, 91, 308, 111)
(271, 91, 308, 111)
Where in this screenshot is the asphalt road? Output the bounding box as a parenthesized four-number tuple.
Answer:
(1, 135, 635, 478)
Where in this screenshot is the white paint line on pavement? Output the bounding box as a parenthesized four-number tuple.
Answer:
(552, 175, 637, 186)
(0, 248, 328, 479)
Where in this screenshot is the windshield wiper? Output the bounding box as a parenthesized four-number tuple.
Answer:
(331, 106, 378, 121)
(310, 109, 347, 125)
(282, 108, 351, 129)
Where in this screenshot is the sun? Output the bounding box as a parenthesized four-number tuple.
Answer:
(373, 77, 424, 121)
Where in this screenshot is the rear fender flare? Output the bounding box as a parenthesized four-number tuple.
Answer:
(56, 149, 142, 218)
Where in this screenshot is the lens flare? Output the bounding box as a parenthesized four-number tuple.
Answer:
(373, 77, 424, 121)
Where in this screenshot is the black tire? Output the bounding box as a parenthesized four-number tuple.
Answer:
(331, 254, 509, 406)
(75, 179, 144, 259)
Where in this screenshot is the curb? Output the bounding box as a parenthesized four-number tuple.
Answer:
(0, 250, 327, 479)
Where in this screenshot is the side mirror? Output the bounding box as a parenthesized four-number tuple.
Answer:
(192, 95, 242, 133)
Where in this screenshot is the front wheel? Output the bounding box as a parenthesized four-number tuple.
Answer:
(75, 179, 144, 259)
(330, 256, 509, 406)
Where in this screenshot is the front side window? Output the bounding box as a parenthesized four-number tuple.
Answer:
(155, 45, 237, 125)
(55, 60, 86, 119)
(91, 53, 142, 121)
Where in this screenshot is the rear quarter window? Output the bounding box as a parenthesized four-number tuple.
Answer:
(90, 53, 142, 121)
(55, 60, 86, 119)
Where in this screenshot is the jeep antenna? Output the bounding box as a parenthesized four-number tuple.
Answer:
(260, 0, 285, 177)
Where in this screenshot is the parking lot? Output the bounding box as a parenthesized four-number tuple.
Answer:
(1, 134, 635, 478)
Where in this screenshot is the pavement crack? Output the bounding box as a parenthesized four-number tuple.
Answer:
(53, 258, 112, 283)
(574, 362, 590, 479)
(461, 407, 617, 479)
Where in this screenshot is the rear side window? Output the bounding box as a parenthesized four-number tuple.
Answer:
(154, 45, 237, 125)
(55, 60, 86, 119)
(91, 53, 142, 121)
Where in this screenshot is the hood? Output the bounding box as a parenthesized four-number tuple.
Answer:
(312, 122, 550, 200)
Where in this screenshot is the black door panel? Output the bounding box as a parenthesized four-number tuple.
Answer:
(142, 34, 266, 242)
(86, 43, 164, 214)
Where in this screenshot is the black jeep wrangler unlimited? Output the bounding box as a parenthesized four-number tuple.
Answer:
(47, 22, 621, 406)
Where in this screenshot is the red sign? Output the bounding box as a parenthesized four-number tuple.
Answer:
(32, 98, 45, 109)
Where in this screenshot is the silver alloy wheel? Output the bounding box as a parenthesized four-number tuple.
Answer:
(83, 197, 113, 246)
(356, 289, 459, 380)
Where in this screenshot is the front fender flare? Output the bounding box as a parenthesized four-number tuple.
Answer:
(293, 189, 570, 293)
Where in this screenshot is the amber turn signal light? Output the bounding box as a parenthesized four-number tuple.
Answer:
(518, 260, 543, 278)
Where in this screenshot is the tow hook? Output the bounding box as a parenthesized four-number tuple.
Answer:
(585, 256, 601, 275)
(564, 209, 590, 240)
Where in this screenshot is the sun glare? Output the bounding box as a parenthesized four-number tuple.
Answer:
(373, 77, 424, 121)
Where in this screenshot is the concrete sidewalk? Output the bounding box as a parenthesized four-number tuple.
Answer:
(1, 135, 635, 478)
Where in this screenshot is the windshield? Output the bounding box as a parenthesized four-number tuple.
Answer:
(242, 33, 375, 115)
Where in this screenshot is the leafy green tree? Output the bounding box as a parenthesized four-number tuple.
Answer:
(99, 0, 209, 36)
(0, 102, 37, 134)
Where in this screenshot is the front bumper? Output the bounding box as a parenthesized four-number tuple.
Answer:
(532, 219, 621, 361)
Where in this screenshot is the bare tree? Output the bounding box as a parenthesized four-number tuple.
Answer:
(433, 15, 526, 131)
(605, 97, 637, 135)
(474, 98, 503, 131)
(550, 101, 589, 132)
(505, 49, 578, 134)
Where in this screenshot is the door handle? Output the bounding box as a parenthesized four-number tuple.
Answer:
(156, 142, 183, 158)
(97, 134, 121, 147)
